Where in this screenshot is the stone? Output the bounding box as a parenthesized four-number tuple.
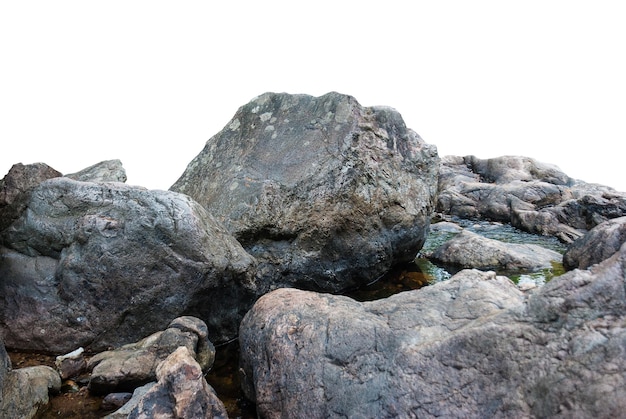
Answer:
(55, 347, 86, 380)
(240, 244, 626, 417)
(0, 365, 61, 419)
(101, 392, 133, 411)
(127, 346, 228, 419)
(171, 92, 439, 293)
(436, 155, 626, 243)
(104, 383, 155, 419)
(426, 229, 563, 271)
(65, 159, 127, 183)
(87, 316, 215, 395)
(0, 177, 256, 353)
(563, 216, 626, 270)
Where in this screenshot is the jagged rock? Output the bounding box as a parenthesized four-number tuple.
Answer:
(426, 229, 562, 271)
(240, 245, 626, 418)
(0, 162, 61, 231)
(0, 177, 257, 352)
(126, 346, 228, 419)
(171, 92, 439, 293)
(65, 159, 127, 183)
(87, 316, 215, 395)
(0, 364, 61, 419)
(563, 216, 626, 270)
(55, 347, 86, 380)
(436, 155, 626, 243)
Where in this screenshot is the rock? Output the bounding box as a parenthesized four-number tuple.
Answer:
(0, 365, 61, 419)
(0, 177, 256, 352)
(0, 162, 61, 231)
(436, 155, 626, 243)
(87, 316, 215, 395)
(101, 392, 133, 411)
(104, 383, 155, 419)
(55, 347, 86, 380)
(171, 92, 439, 293)
(126, 346, 228, 419)
(65, 159, 127, 183)
(563, 216, 626, 270)
(240, 245, 626, 418)
(0, 336, 10, 400)
(427, 229, 562, 271)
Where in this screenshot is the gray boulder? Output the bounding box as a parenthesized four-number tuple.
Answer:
(0, 363, 61, 419)
(65, 159, 127, 183)
(563, 216, 626, 270)
(0, 176, 257, 352)
(437, 155, 626, 243)
(88, 316, 215, 395)
(240, 244, 626, 418)
(126, 346, 228, 419)
(171, 92, 439, 293)
(427, 229, 562, 271)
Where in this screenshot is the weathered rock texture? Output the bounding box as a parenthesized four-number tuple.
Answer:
(88, 316, 215, 395)
(172, 92, 439, 292)
(437, 155, 626, 243)
(240, 244, 626, 418)
(0, 362, 61, 419)
(427, 229, 562, 271)
(64, 159, 127, 183)
(0, 175, 257, 352)
(564, 216, 626, 270)
(126, 346, 228, 419)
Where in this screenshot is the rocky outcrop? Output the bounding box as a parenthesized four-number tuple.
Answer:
(0, 175, 257, 352)
(437, 155, 626, 243)
(88, 316, 215, 395)
(125, 347, 228, 419)
(171, 92, 439, 293)
(426, 229, 562, 271)
(563, 216, 626, 270)
(240, 243, 626, 418)
(65, 159, 127, 183)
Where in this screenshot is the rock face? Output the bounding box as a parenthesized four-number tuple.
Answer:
(240, 244, 626, 418)
(125, 346, 228, 419)
(171, 92, 439, 292)
(563, 216, 626, 270)
(88, 316, 215, 395)
(437, 155, 626, 243)
(0, 176, 257, 352)
(427, 229, 562, 271)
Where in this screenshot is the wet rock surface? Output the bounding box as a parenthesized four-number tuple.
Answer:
(240, 243, 626, 418)
(172, 92, 439, 293)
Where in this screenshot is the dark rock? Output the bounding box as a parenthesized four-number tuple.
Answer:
(0, 177, 256, 352)
(427, 229, 562, 271)
(437, 155, 626, 243)
(563, 216, 626, 270)
(127, 346, 228, 419)
(171, 92, 439, 293)
(65, 159, 127, 183)
(104, 383, 154, 419)
(240, 245, 626, 418)
(87, 316, 215, 395)
(101, 392, 133, 411)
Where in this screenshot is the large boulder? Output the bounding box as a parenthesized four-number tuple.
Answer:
(427, 229, 563, 271)
(64, 159, 127, 183)
(563, 216, 626, 270)
(171, 92, 439, 292)
(240, 244, 626, 418)
(0, 176, 257, 352)
(437, 155, 626, 243)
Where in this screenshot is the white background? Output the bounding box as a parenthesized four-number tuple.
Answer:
(1, 1, 625, 191)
